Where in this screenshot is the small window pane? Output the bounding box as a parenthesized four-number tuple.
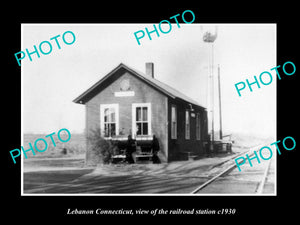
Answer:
(171, 107, 176, 122)
(111, 123, 116, 136)
(136, 123, 142, 135)
(142, 123, 148, 135)
(104, 124, 109, 137)
(142, 107, 148, 121)
(136, 107, 142, 122)
(110, 108, 115, 122)
(104, 108, 109, 122)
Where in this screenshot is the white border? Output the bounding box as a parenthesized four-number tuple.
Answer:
(21, 24, 24, 196)
(21, 23, 277, 196)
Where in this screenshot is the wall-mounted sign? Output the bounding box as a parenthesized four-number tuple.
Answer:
(114, 91, 135, 97)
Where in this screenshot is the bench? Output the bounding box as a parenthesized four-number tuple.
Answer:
(135, 154, 153, 163)
(135, 145, 153, 163)
(111, 154, 126, 163)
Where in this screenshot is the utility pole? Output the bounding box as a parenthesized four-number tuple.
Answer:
(211, 44, 215, 146)
(202, 26, 217, 152)
(218, 65, 223, 140)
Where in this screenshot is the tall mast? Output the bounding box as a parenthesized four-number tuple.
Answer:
(218, 65, 223, 140)
(202, 26, 217, 151)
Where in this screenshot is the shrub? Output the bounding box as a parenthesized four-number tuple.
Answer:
(87, 128, 115, 164)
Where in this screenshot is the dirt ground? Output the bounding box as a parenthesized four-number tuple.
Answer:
(22, 134, 275, 194)
(23, 147, 251, 194)
(23, 148, 243, 176)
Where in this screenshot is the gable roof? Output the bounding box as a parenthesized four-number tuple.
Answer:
(73, 63, 205, 109)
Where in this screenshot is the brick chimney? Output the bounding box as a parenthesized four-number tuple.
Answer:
(145, 62, 154, 78)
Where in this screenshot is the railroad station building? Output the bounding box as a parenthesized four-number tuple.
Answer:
(73, 62, 208, 165)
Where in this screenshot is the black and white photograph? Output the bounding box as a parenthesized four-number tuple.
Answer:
(4, 4, 298, 222)
(21, 23, 276, 195)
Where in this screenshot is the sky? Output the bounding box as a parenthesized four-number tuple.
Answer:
(22, 23, 276, 138)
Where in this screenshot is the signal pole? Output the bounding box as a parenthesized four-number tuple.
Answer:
(203, 27, 217, 152)
(218, 65, 223, 140)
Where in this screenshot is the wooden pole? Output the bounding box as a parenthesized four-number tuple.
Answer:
(211, 44, 214, 146)
(218, 65, 223, 140)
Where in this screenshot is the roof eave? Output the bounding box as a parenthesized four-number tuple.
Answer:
(73, 63, 206, 109)
(73, 63, 126, 104)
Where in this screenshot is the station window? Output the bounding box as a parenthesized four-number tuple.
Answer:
(196, 113, 201, 140)
(100, 104, 119, 138)
(185, 110, 190, 139)
(132, 103, 152, 137)
(171, 105, 177, 139)
(136, 106, 149, 135)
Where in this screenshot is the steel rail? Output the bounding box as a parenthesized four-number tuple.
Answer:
(191, 144, 264, 194)
(255, 156, 272, 194)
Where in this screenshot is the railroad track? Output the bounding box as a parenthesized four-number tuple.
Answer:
(191, 144, 273, 194)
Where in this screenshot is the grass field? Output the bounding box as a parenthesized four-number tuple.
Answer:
(23, 132, 86, 158)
